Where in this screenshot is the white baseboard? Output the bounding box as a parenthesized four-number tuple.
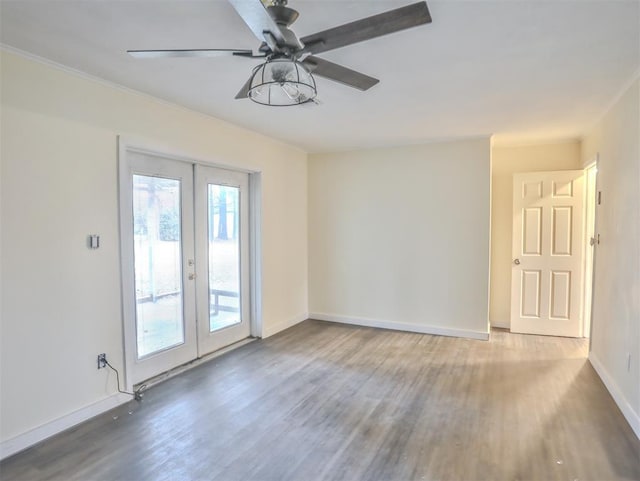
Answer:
(261, 312, 308, 338)
(0, 392, 132, 460)
(309, 312, 490, 341)
(589, 352, 640, 440)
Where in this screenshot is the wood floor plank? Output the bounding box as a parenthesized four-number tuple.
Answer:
(2, 321, 639, 481)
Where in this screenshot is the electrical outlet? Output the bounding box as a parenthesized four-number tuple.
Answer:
(97, 353, 107, 369)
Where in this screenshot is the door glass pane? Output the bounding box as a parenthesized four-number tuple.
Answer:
(208, 184, 241, 331)
(133, 175, 184, 358)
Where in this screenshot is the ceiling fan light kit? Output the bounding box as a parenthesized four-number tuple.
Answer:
(128, 0, 432, 106)
(248, 58, 317, 106)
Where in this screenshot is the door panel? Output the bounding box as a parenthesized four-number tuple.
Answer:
(511, 170, 585, 337)
(195, 165, 250, 355)
(551, 206, 572, 255)
(520, 270, 541, 318)
(122, 152, 198, 384)
(523, 207, 542, 255)
(550, 271, 571, 319)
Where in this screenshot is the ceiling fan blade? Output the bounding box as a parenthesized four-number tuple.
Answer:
(300, 1, 431, 55)
(302, 56, 379, 91)
(228, 0, 300, 51)
(128, 49, 254, 59)
(235, 76, 253, 99)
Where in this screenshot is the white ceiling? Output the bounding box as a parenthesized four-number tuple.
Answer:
(1, 0, 638, 153)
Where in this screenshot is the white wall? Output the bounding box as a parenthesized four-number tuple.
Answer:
(0, 51, 308, 449)
(581, 77, 640, 437)
(308, 138, 491, 339)
(490, 141, 582, 328)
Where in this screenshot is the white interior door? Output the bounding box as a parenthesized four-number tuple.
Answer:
(195, 165, 251, 355)
(510, 170, 585, 337)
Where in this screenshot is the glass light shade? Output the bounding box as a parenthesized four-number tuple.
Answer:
(248, 59, 317, 106)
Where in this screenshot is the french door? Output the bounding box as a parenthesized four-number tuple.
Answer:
(120, 150, 251, 385)
(195, 165, 250, 354)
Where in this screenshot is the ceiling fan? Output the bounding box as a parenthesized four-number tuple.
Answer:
(128, 0, 432, 106)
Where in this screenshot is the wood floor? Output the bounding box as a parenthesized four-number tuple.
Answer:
(2, 320, 639, 481)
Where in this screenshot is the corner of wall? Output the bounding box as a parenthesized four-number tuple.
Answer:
(589, 353, 640, 439)
(261, 313, 309, 338)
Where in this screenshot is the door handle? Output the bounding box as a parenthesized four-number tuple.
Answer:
(188, 273, 196, 280)
(513, 258, 521, 265)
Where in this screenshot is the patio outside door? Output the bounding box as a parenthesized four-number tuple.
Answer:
(120, 149, 251, 385)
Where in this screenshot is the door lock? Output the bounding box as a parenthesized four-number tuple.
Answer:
(513, 258, 521, 265)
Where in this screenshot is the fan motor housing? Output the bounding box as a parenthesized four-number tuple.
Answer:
(267, 5, 299, 27)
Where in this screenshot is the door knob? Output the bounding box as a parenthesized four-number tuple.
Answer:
(514, 258, 521, 265)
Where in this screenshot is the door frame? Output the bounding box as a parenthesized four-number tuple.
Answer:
(583, 156, 599, 343)
(117, 136, 263, 391)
